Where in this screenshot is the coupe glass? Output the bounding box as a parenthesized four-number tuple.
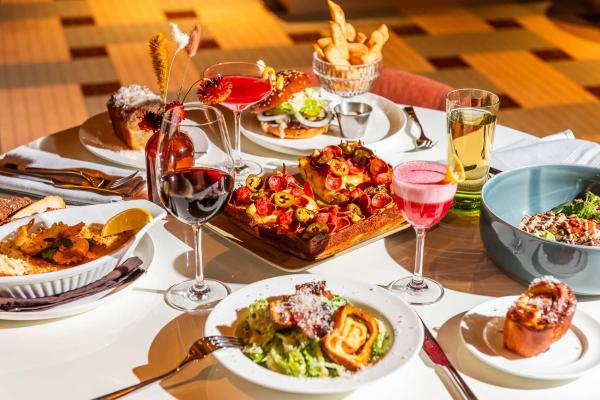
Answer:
(389, 161, 457, 305)
(204, 62, 272, 182)
(156, 103, 235, 311)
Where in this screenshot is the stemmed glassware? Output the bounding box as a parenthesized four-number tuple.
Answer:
(156, 103, 235, 311)
(389, 161, 458, 305)
(204, 62, 272, 182)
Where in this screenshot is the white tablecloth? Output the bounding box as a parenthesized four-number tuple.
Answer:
(1, 106, 598, 400)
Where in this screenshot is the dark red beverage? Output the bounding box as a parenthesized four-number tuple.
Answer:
(159, 167, 234, 224)
(220, 75, 271, 112)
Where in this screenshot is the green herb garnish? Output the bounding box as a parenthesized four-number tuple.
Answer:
(555, 192, 600, 222)
(41, 248, 57, 261)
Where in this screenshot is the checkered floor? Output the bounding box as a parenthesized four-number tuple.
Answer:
(1, 0, 599, 152)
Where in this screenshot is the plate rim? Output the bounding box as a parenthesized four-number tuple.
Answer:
(459, 296, 600, 380)
(204, 273, 424, 394)
(0, 232, 155, 321)
(240, 92, 407, 156)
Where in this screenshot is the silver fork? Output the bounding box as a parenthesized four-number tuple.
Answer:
(93, 336, 245, 400)
(404, 106, 435, 150)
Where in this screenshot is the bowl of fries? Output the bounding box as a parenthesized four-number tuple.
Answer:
(312, 1, 389, 98)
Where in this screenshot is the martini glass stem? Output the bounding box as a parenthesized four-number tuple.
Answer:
(232, 110, 243, 168)
(190, 224, 209, 301)
(410, 227, 427, 290)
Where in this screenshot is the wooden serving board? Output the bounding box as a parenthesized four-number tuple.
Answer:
(205, 214, 411, 272)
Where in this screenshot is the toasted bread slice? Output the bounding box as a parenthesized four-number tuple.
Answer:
(2, 195, 66, 224)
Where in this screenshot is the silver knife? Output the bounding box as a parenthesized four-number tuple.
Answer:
(420, 316, 478, 400)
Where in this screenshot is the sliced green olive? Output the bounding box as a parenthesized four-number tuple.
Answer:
(352, 148, 373, 165)
(273, 191, 294, 208)
(348, 203, 362, 216)
(294, 207, 313, 223)
(245, 174, 264, 192)
(304, 222, 329, 238)
(330, 159, 350, 177)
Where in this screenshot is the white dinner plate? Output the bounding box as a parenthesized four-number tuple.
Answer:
(79, 112, 210, 170)
(460, 296, 600, 380)
(0, 232, 155, 321)
(204, 274, 423, 394)
(240, 92, 408, 156)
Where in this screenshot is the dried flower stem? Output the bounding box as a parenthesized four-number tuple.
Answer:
(149, 32, 169, 103)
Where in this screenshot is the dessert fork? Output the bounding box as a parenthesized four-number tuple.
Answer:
(404, 106, 435, 150)
(92, 336, 245, 400)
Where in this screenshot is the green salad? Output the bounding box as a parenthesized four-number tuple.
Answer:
(236, 281, 390, 378)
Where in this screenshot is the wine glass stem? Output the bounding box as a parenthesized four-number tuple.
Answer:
(190, 224, 209, 300)
(410, 227, 427, 289)
(232, 110, 243, 167)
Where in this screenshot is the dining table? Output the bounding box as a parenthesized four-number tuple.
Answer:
(1, 104, 598, 400)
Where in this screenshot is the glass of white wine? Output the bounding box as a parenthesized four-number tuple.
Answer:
(446, 88, 500, 212)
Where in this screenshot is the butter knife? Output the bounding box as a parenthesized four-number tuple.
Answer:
(420, 317, 478, 400)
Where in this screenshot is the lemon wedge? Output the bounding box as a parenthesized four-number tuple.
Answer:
(443, 154, 466, 184)
(101, 208, 153, 237)
(260, 67, 276, 81)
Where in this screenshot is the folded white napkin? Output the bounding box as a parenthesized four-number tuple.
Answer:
(0, 147, 139, 204)
(491, 130, 600, 171)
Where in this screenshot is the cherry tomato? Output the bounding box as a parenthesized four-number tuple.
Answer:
(357, 193, 371, 214)
(291, 187, 304, 203)
(372, 172, 391, 186)
(255, 197, 271, 216)
(315, 212, 329, 224)
(369, 158, 389, 176)
(324, 145, 343, 158)
(268, 175, 287, 192)
(347, 159, 364, 174)
(350, 187, 364, 201)
(234, 187, 251, 205)
(372, 193, 392, 209)
(325, 173, 342, 191)
(330, 159, 350, 176)
(336, 217, 351, 230)
(277, 210, 293, 226)
(286, 174, 300, 186)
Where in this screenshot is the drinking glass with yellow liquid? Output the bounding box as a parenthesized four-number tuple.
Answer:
(446, 88, 500, 211)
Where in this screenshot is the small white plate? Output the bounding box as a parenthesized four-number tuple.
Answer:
(0, 233, 154, 321)
(79, 113, 210, 170)
(240, 92, 408, 156)
(460, 296, 600, 380)
(205, 274, 423, 394)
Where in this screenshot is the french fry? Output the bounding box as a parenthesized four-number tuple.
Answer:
(354, 32, 367, 44)
(366, 43, 382, 63)
(317, 37, 332, 48)
(328, 0, 347, 33)
(313, 43, 325, 60)
(367, 30, 384, 49)
(330, 21, 349, 60)
(376, 24, 389, 43)
(348, 42, 368, 56)
(345, 23, 356, 42)
(324, 43, 350, 66)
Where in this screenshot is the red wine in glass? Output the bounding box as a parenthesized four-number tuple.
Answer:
(220, 75, 271, 112)
(159, 167, 234, 224)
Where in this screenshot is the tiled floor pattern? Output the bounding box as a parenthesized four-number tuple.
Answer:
(0, 0, 599, 151)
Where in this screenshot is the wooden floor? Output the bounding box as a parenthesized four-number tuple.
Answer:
(1, 0, 599, 152)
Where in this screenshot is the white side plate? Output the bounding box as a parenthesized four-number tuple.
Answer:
(205, 274, 423, 394)
(460, 296, 600, 380)
(240, 92, 409, 156)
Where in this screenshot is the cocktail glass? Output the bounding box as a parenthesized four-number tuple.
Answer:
(389, 161, 457, 305)
(204, 62, 272, 182)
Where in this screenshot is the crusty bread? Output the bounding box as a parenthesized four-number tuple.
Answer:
(262, 123, 328, 139)
(2, 195, 66, 225)
(0, 197, 31, 222)
(225, 203, 404, 260)
(106, 85, 163, 150)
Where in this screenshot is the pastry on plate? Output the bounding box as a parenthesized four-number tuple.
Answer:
(252, 70, 332, 139)
(225, 143, 404, 260)
(503, 276, 577, 357)
(106, 84, 163, 150)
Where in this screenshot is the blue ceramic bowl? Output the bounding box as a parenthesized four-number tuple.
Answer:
(480, 164, 600, 295)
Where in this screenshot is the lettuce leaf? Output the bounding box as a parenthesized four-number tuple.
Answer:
(371, 319, 388, 358)
(247, 299, 275, 346)
(269, 102, 295, 115)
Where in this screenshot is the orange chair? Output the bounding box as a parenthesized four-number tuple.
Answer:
(299, 67, 453, 111)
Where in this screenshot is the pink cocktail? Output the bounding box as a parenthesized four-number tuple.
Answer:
(220, 75, 271, 112)
(389, 161, 457, 305)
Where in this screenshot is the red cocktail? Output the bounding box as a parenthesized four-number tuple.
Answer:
(204, 62, 272, 181)
(389, 161, 457, 305)
(220, 75, 271, 112)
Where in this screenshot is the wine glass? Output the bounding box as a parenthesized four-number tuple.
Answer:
(204, 61, 272, 182)
(389, 161, 457, 305)
(156, 103, 235, 311)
